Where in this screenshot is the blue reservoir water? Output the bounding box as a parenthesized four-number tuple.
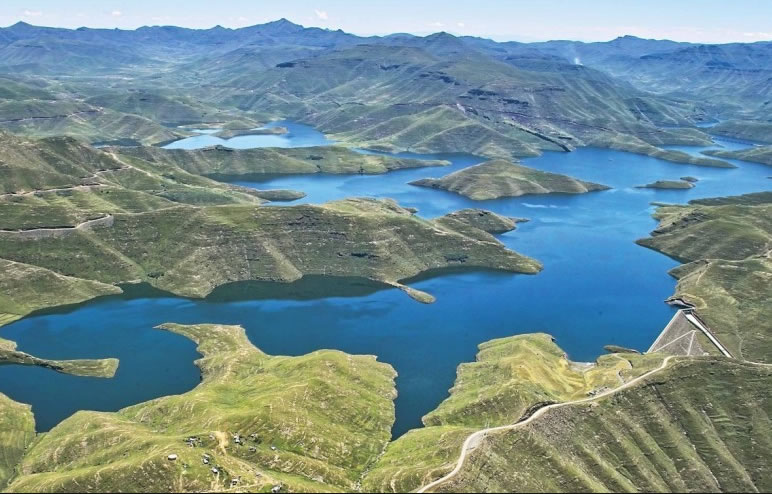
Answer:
(1, 122, 770, 436)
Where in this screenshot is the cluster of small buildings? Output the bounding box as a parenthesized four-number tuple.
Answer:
(166, 430, 283, 490)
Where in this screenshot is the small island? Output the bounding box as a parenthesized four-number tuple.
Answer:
(636, 180, 695, 190)
(439, 209, 527, 234)
(409, 159, 610, 200)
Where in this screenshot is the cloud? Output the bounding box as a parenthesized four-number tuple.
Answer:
(23, 10, 43, 17)
(457, 22, 465, 28)
(111, 10, 122, 17)
(429, 21, 444, 28)
(314, 9, 328, 21)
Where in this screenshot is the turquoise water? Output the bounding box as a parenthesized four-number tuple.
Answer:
(1, 122, 770, 437)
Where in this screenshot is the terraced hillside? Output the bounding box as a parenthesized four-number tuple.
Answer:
(4, 323, 397, 492)
(638, 192, 772, 363)
(431, 358, 772, 493)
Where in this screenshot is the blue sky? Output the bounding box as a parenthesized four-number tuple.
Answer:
(2, 0, 771, 43)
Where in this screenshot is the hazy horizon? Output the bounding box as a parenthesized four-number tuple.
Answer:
(1, 0, 770, 44)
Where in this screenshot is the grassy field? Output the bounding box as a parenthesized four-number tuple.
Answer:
(638, 192, 772, 362)
(434, 358, 772, 492)
(5, 323, 397, 492)
(410, 159, 610, 200)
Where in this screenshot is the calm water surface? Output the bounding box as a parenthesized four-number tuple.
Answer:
(2, 122, 770, 436)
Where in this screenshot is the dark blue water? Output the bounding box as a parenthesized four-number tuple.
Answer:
(2, 122, 770, 436)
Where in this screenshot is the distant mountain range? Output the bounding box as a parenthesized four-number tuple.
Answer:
(0, 19, 768, 151)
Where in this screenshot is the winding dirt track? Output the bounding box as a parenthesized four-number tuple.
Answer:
(416, 356, 677, 493)
(416, 355, 772, 492)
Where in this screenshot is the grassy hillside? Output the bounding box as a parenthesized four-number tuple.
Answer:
(117, 145, 449, 179)
(637, 192, 772, 362)
(0, 132, 282, 219)
(410, 159, 610, 200)
(706, 145, 772, 166)
(0, 132, 125, 194)
(362, 334, 664, 492)
(0, 394, 35, 489)
(709, 120, 772, 144)
(0, 198, 540, 310)
(5, 323, 397, 492)
(0, 97, 186, 146)
(587, 133, 735, 167)
(207, 40, 715, 160)
(85, 90, 236, 126)
(434, 358, 772, 493)
(0, 258, 121, 328)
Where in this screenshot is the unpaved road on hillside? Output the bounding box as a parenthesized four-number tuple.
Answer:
(416, 355, 772, 492)
(416, 356, 676, 492)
